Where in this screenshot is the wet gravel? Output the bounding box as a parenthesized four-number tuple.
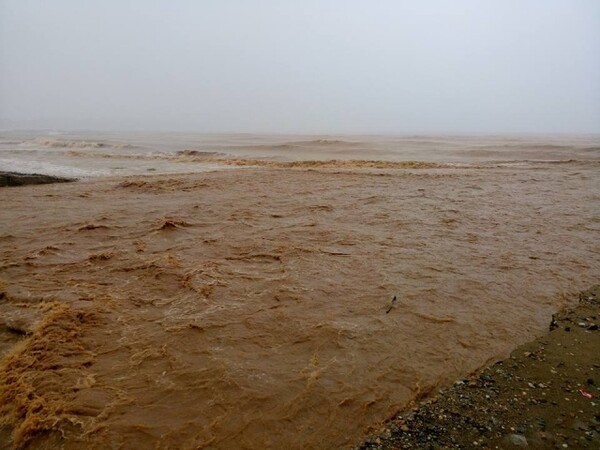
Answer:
(357, 286, 600, 449)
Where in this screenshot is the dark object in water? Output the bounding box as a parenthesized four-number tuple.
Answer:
(549, 314, 558, 331)
(386, 295, 397, 314)
(0, 172, 75, 187)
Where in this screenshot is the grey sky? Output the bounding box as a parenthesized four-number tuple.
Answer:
(1, 0, 599, 133)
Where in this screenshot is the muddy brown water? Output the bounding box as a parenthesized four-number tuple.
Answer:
(0, 160, 599, 448)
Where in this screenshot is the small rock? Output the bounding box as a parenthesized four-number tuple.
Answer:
(572, 419, 588, 431)
(504, 433, 529, 447)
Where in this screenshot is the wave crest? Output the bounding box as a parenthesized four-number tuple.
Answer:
(31, 139, 138, 149)
(263, 139, 364, 150)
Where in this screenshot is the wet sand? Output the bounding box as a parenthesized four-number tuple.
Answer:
(0, 162, 599, 449)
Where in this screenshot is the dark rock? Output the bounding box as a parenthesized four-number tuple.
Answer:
(0, 171, 74, 187)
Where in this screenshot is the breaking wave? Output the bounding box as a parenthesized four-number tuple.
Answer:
(177, 150, 228, 157)
(65, 150, 449, 169)
(30, 139, 138, 150)
(262, 139, 364, 149)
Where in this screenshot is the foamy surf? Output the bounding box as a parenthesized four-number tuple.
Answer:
(1, 130, 598, 179)
(0, 157, 110, 178)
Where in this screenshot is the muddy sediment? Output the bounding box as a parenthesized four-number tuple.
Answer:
(0, 164, 599, 449)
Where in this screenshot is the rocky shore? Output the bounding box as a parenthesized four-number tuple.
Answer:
(358, 286, 600, 449)
(0, 172, 74, 187)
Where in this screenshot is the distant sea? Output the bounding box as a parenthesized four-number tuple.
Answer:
(1, 130, 598, 178)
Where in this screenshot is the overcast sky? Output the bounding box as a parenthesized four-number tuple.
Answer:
(1, 0, 599, 133)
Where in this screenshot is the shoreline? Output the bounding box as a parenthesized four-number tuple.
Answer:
(358, 286, 600, 449)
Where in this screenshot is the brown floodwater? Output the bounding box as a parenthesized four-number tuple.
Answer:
(1, 155, 599, 448)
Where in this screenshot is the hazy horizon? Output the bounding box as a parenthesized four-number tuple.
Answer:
(1, 0, 599, 134)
